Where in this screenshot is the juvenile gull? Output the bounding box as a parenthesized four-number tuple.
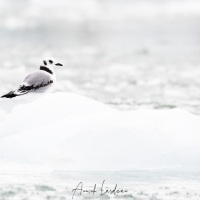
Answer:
(1, 57, 63, 98)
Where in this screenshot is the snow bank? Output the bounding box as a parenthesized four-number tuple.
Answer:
(0, 92, 200, 171)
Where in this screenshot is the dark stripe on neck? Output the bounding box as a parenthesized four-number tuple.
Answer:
(40, 66, 53, 74)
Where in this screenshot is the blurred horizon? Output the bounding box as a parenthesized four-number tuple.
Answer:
(0, 0, 200, 113)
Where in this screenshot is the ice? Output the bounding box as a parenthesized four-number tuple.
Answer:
(0, 92, 199, 172)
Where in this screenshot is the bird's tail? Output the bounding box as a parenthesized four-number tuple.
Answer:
(1, 90, 28, 98)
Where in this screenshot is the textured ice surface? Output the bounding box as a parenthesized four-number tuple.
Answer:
(0, 0, 200, 113)
(0, 170, 200, 200)
(0, 92, 200, 171)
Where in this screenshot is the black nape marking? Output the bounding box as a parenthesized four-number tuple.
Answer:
(43, 60, 47, 65)
(40, 66, 53, 74)
(49, 60, 53, 64)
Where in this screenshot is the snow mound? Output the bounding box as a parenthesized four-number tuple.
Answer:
(0, 92, 200, 171)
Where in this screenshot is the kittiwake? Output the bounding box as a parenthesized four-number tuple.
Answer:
(1, 57, 63, 98)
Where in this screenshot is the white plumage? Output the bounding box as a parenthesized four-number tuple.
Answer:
(1, 57, 63, 98)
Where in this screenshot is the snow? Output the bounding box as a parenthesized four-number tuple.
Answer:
(0, 92, 199, 172)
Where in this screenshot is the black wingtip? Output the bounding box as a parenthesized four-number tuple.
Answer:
(1, 91, 17, 98)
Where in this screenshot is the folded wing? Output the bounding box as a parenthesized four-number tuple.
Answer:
(1, 71, 53, 98)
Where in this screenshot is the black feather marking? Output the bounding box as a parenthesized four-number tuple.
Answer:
(1, 91, 17, 98)
(19, 80, 53, 92)
(40, 66, 53, 74)
(49, 60, 53, 64)
(43, 60, 47, 65)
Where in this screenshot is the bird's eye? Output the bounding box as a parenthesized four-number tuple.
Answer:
(43, 60, 47, 65)
(49, 60, 53, 64)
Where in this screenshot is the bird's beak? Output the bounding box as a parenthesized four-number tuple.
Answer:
(55, 63, 63, 66)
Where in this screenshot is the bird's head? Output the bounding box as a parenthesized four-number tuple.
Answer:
(41, 57, 63, 71)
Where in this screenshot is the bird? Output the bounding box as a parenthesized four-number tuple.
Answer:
(1, 57, 63, 99)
